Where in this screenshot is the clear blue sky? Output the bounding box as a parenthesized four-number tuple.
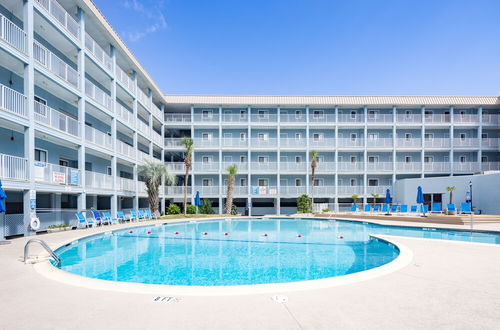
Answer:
(93, 0, 500, 96)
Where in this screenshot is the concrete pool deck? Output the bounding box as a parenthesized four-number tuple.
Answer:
(1, 217, 500, 329)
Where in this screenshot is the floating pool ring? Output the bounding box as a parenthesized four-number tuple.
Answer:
(30, 217, 40, 231)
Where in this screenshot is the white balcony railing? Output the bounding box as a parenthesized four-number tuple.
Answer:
(424, 162, 451, 172)
(481, 138, 499, 148)
(316, 162, 336, 172)
(152, 104, 163, 120)
(366, 185, 391, 195)
(119, 177, 135, 192)
(136, 119, 150, 137)
(137, 88, 149, 109)
(138, 181, 147, 194)
(115, 102, 135, 128)
(454, 114, 478, 123)
(280, 138, 307, 148)
(194, 138, 220, 148)
(33, 41, 78, 88)
(116, 65, 135, 94)
(280, 162, 307, 172)
(0, 154, 28, 181)
(223, 186, 249, 195)
(152, 131, 163, 146)
(309, 139, 335, 148)
(85, 79, 112, 111)
(453, 138, 479, 148)
(221, 113, 248, 123)
(85, 171, 113, 190)
(338, 162, 364, 171)
(396, 138, 422, 148)
(116, 140, 135, 159)
(424, 114, 450, 123)
(482, 114, 500, 124)
(0, 84, 27, 117)
(396, 162, 422, 172)
(0, 14, 27, 54)
(309, 114, 336, 123)
(481, 162, 500, 171)
(221, 138, 248, 148)
(250, 162, 278, 171)
(251, 186, 278, 195)
(366, 138, 393, 148)
(165, 113, 191, 123)
(337, 138, 364, 148)
(280, 114, 305, 123)
(338, 114, 364, 123)
(198, 186, 220, 195)
(192, 113, 219, 122)
(193, 163, 219, 172)
(221, 162, 248, 171)
(35, 0, 80, 39)
(164, 138, 184, 148)
(310, 186, 335, 195)
(396, 114, 422, 123)
(34, 162, 80, 186)
(165, 186, 191, 196)
(251, 138, 278, 148)
(280, 186, 307, 195)
(250, 114, 278, 123)
(138, 151, 152, 164)
(85, 125, 112, 149)
(367, 114, 393, 123)
(166, 162, 185, 172)
(423, 138, 451, 148)
(338, 186, 363, 195)
(454, 162, 478, 172)
(34, 100, 79, 137)
(366, 162, 393, 172)
(85, 33, 112, 71)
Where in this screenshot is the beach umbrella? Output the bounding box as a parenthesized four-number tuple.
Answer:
(384, 188, 392, 215)
(194, 191, 201, 213)
(0, 180, 7, 213)
(416, 186, 425, 216)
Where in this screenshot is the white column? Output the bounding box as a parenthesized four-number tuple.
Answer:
(276, 106, 281, 215)
(363, 106, 368, 204)
(477, 107, 483, 171)
(218, 106, 222, 214)
(77, 7, 86, 212)
(334, 106, 339, 213)
(132, 71, 139, 210)
(450, 106, 454, 176)
(305, 107, 310, 196)
(190, 106, 195, 205)
(392, 106, 397, 185)
(421, 106, 425, 178)
(110, 44, 118, 217)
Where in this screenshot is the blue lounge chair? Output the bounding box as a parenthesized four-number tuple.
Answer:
(75, 212, 94, 228)
(92, 210, 109, 226)
(102, 211, 119, 225)
(399, 204, 408, 214)
(117, 210, 132, 222)
(350, 204, 357, 213)
(410, 205, 418, 213)
(420, 204, 429, 213)
(138, 209, 148, 220)
(130, 210, 140, 221)
(146, 209, 158, 220)
(431, 203, 442, 214)
(363, 204, 371, 213)
(460, 202, 472, 214)
(446, 203, 456, 214)
(391, 205, 398, 213)
(381, 204, 389, 213)
(373, 205, 380, 213)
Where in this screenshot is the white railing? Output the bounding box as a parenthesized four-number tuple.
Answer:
(33, 41, 78, 88)
(481, 162, 500, 171)
(338, 186, 363, 195)
(136, 88, 149, 108)
(152, 131, 163, 146)
(396, 162, 422, 172)
(250, 162, 278, 171)
(85, 125, 112, 149)
(85, 79, 112, 111)
(367, 114, 393, 123)
(34, 100, 79, 137)
(454, 114, 478, 123)
(115, 102, 135, 127)
(396, 114, 422, 123)
(0, 84, 27, 117)
(338, 162, 364, 171)
(366, 186, 391, 195)
(198, 186, 220, 195)
(221, 162, 248, 171)
(482, 114, 500, 124)
(152, 104, 163, 120)
(251, 138, 278, 148)
(116, 140, 135, 158)
(34, 162, 80, 185)
(85, 33, 112, 71)
(0, 154, 28, 181)
(116, 65, 135, 94)
(35, 0, 80, 39)
(366, 162, 393, 172)
(280, 138, 307, 148)
(251, 186, 278, 195)
(138, 181, 147, 194)
(250, 114, 278, 123)
(280, 114, 305, 123)
(193, 163, 219, 172)
(193, 114, 220, 122)
(453, 138, 479, 148)
(280, 186, 307, 195)
(164, 138, 184, 148)
(166, 162, 185, 172)
(165, 186, 191, 195)
(309, 114, 336, 123)
(221, 138, 248, 148)
(316, 162, 335, 171)
(194, 138, 220, 148)
(423, 138, 451, 148)
(138, 151, 152, 163)
(366, 138, 393, 148)
(396, 138, 421, 148)
(338, 114, 364, 123)
(221, 113, 248, 122)
(165, 113, 191, 123)
(136, 119, 150, 137)
(119, 177, 135, 192)
(481, 138, 499, 148)
(454, 162, 478, 172)
(309, 139, 335, 148)
(85, 171, 112, 190)
(311, 186, 335, 195)
(424, 162, 451, 172)
(337, 138, 364, 147)
(280, 162, 307, 171)
(424, 114, 450, 123)
(223, 186, 249, 195)
(0, 14, 27, 54)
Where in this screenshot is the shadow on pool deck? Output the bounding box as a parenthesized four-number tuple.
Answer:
(317, 213, 500, 225)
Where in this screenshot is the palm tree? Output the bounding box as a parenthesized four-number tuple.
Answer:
(371, 193, 380, 206)
(138, 160, 175, 217)
(446, 186, 456, 204)
(351, 194, 359, 206)
(224, 164, 238, 215)
(181, 137, 194, 215)
(310, 151, 318, 204)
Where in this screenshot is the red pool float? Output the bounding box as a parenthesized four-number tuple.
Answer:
(129, 230, 133, 234)
(263, 233, 268, 237)
(339, 235, 344, 239)
(297, 234, 302, 238)
(174, 232, 179, 235)
(147, 231, 151, 235)
(203, 232, 208, 236)
(224, 232, 229, 236)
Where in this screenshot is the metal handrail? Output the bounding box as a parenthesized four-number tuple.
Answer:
(23, 238, 60, 265)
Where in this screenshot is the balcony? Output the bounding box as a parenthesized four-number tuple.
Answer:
(338, 162, 364, 172)
(136, 88, 150, 109)
(152, 104, 163, 120)
(115, 102, 135, 128)
(85, 171, 112, 190)
(311, 186, 335, 195)
(251, 138, 278, 148)
(138, 181, 147, 194)
(0, 14, 27, 54)
(152, 131, 163, 146)
(338, 114, 364, 123)
(0, 83, 27, 117)
(316, 162, 335, 172)
(164, 138, 183, 148)
(280, 186, 307, 195)
(337, 138, 364, 148)
(309, 138, 334, 148)
(251, 162, 278, 172)
(367, 114, 393, 123)
(136, 119, 150, 137)
(33, 41, 78, 88)
(280, 162, 307, 172)
(423, 138, 451, 148)
(34, 162, 80, 186)
(223, 186, 248, 195)
(481, 162, 500, 171)
(35, 0, 80, 39)
(116, 65, 135, 94)
(85, 79, 112, 112)
(193, 162, 219, 172)
(366, 138, 393, 148)
(280, 114, 306, 123)
(396, 138, 421, 148)
(250, 186, 278, 195)
(85, 125, 112, 150)
(454, 114, 478, 124)
(194, 138, 220, 148)
(119, 177, 135, 192)
(222, 162, 248, 171)
(138, 151, 152, 163)
(198, 186, 220, 195)
(166, 162, 185, 173)
(482, 114, 500, 124)
(279, 138, 306, 148)
(0, 154, 28, 181)
(424, 114, 450, 124)
(165, 186, 190, 196)
(481, 138, 500, 148)
(309, 114, 335, 123)
(366, 162, 393, 172)
(366, 185, 391, 195)
(453, 138, 479, 148)
(454, 162, 478, 172)
(250, 114, 278, 123)
(424, 162, 451, 172)
(85, 33, 112, 72)
(165, 113, 191, 123)
(221, 138, 248, 148)
(221, 113, 248, 123)
(192, 113, 219, 123)
(338, 186, 363, 195)
(34, 100, 79, 137)
(396, 114, 422, 123)
(396, 162, 422, 172)
(116, 140, 135, 158)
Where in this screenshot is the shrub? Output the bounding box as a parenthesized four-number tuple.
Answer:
(297, 194, 312, 213)
(322, 208, 330, 213)
(186, 204, 197, 214)
(231, 204, 238, 215)
(199, 199, 215, 214)
(167, 204, 181, 215)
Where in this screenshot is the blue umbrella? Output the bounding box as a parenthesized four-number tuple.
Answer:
(384, 188, 392, 215)
(0, 180, 7, 213)
(194, 191, 201, 206)
(416, 186, 425, 216)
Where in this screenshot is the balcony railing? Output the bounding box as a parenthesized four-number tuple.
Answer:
(116, 65, 135, 94)
(34, 100, 79, 137)
(193, 114, 219, 122)
(366, 162, 393, 172)
(221, 113, 248, 123)
(33, 41, 78, 88)
(280, 114, 306, 123)
(251, 162, 278, 171)
(198, 186, 220, 195)
(453, 138, 479, 148)
(0, 84, 27, 117)
(481, 162, 500, 171)
(222, 162, 248, 171)
(0, 14, 27, 54)
(424, 162, 451, 172)
(85, 125, 112, 149)
(165, 186, 191, 195)
(482, 114, 500, 124)
(396, 162, 422, 172)
(453, 162, 478, 172)
(366, 185, 391, 195)
(85, 171, 113, 190)
(280, 162, 307, 172)
(396, 138, 421, 148)
(454, 114, 478, 123)
(35, 0, 80, 39)
(316, 162, 335, 171)
(115, 102, 135, 127)
(309, 138, 334, 148)
(367, 114, 393, 123)
(165, 113, 191, 123)
(338, 186, 363, 195)
(221, 138, 248, 148)
(85, 79, 112, 111)
(251, 138, 278, 148)
(194, 138, 220, 148)
(84, 33, 112, 71)
(152, 131, 163, 146)
(309, 114, 336, 123)
(166, 162, 185, 172)
(136, 119, 150, 137)
(119, 177, 135, 192)
(34, 162, 80, 186)
(424, 114, 450, 123)
(223, 186, 249, 195)
(481, 138, 499, 148)
(193, 163, 219, 172)
(251, 186, 278, 195)
(423, 138, 451, 148)
(250, 114, 278, 123)
(280, 186, 307, 195)
(137, 88, 149, 108)
(397, 114, 422, 123)
(366, 138, 393, 148)
(138, 181, 147, 194)
(164, 138, 183, 148)
(152, 104, 163, 120)
(338, 114, 364, 123)
(138, 151, 152, 163)
(0, 154, 28, 181)
(116, 140, 135, 158)
(338, 162, 364, 171)
(311, 186, 335, 195)
(337, 138, 364, 147)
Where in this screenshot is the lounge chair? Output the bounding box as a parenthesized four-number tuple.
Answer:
(430, 203, 442, 214)
(363, 204, 371, 213)
(117, 210, 132, 222)
(146, 209, 158, 220)
(420, 204, 429, 213)
(410, 205, 418, 214)
(460, 202, 472, 214)
(381, 204, 389, 213)
(390, 205, 398, 213)
(350, 204, 357, 213)
(130, 210, 140, 221)
(102, 211, 119, 225)
(138, 209, 149, 220)
(399, 204, 408, 214)
(92, 210, 109, 226)
(373, 205, 380, 213)
(446, 203, 456, 214)
(75, 212, 94, 228)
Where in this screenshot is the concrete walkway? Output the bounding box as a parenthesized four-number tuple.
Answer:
(1, 218, 500, 329)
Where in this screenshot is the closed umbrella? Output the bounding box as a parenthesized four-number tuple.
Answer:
(0, 180, 7, 213)
(416, 186, 425, 217)
(385, 188, 392, 215)
(194, 191, 201, 213)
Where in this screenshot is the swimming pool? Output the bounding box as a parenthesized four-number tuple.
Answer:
(54, 218, 500, 287)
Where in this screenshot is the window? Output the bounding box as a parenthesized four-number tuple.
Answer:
(481, 156, 488, 163)
(350, 178, 357, 186)
(223, 156, 232, 162)
(35, 149, 47, 162)
(34, 96, 48, 117)
(368, 179, 379, 186)
(317, 155, 324, 163)
(481, 133, 488, 140)
(240, 133, 247, 141)
(202, 156, 212, 163)
(202, 110, 212, 119)
(202, 178, 213, 186)
(295, 110, 302, 119)
(368, 133, 378, 141)
(350, 111, 356, 119)
(295, 179, 302, 186)
(34, 95, 47, 105)
(59, 159, 69, 168)
(459, 155, 467, 163)
(224, 179, 228, 186)
(107, 166, 112, 175)
(314, 178, 324, 186)
(295, 133, 301, 141)
(350, 133, 357, 141)
(460, 110, 466, 117)
(313, 110, 324, 119)
(258, 156, 269, 163)
(405, 133, 412, 141)
(85, 162, 92, 171)
(258, 110, 268, 119)
(368, 156, 378, 163)
(240, 156, 247, 163)
(424, 133, 434, 141)
(240, 178, 247, 186)
(240, 110, 247, 119)
(258, 178, 269, 187)
(460, 133, 467, 141)
(424, 156, 433, 163)
(405, 156, 412, 163)
(424, 110, 433, 120)
(405, 110, 412, 119)
(295, 156, 302, 163)
(368, 110, 378, 119)
(350, 156, 357, 163)
(258, 133, 268, 141)
(202, 133, 212, 141)
(312, 133, 323, 141)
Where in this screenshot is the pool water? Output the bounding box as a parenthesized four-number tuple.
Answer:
(54, 218, 500, 286)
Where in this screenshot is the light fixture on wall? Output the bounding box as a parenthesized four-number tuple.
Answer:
(10, 130, 14, 141)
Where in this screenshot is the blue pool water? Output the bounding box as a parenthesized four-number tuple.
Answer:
(55, 218, 500, 286)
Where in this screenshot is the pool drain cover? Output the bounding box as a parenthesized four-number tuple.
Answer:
(271, 295, 288, 303)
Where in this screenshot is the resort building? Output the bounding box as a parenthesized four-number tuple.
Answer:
(0, 0, 499, 237)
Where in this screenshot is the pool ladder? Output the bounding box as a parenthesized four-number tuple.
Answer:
(23, 239, 60, 266)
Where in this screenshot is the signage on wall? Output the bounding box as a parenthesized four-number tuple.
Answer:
(69, 169, 79, 185)
(52, 172, 66, 184)
(465, 192, 471, 202)
(34, 162, 45, 181)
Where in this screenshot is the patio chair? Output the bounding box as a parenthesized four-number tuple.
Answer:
(390, 205, 398, 213)
(446, 203, 456, 214)
(373, 205, 380, 213)
(420, 204, 429, 213)
(117, 210, 132, 222)
(430, 203, 442, 214)
(75, 212, 94, 228)
(363, 204, 371, 213)
(102, 211, 119, 225)
(399, 204, 408, 214)
(350, 204, 357, 213)
(146, 209, 158, 220)
(138, 209, 149, 220)
(460, 202, 472, 214)
(410, 205, 418, 214)
(130, 210, 140, 221)
(381, 204, 389, 213)
(92, 210, 109, 226)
